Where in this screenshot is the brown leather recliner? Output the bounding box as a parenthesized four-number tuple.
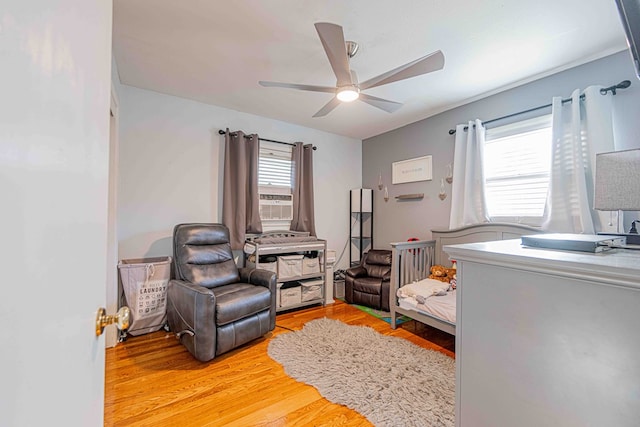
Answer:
(166, 223, 276, 362)
(345, 249, 393, 311)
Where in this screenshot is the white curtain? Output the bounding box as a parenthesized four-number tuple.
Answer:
(449, 119, 490, 229)
(541, 86, 616, 233)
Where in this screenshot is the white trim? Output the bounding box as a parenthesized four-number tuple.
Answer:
(485, 114, 552, 140)
(106, 83, 120, 348)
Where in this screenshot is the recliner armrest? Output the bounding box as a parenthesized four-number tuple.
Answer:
(169, 279, 216, 300)
(238, 267, 277, 331)
(166, 279, 217, 362)
(239, 267, 276, 292)
(346, 266, 367, 278)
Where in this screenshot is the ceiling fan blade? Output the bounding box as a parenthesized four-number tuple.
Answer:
(359, 93, 403, 113)
(314, 22, 353, 87)
(312, 97, 341, 118)
(360, 50, 445, 90)
(259, 81, 336, 94)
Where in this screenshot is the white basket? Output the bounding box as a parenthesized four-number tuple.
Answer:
(300, 278, 323, 302)
(277, 255, 304, 280)
(302, 257, 321, 275)
(258, 261, 278, 275)
(246, 257, 278, 275)
(280, 285, 302, 307)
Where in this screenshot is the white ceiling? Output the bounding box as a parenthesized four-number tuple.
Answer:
(113, 0, 628, 140)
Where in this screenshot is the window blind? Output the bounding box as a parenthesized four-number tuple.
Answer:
(258, 141, 293, 188)
(484, 115, 552, 223)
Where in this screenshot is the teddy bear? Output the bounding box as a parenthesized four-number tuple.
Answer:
(429, 265, 457, 285)
(445, 268, 456, 281)
(428, 265, 450, 282)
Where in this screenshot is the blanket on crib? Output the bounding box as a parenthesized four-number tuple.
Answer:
(397, 278, 451, 303)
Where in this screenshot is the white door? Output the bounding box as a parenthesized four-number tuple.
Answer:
(0, 1, 113, 426)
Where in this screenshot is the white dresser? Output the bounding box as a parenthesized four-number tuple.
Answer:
(445, 239, 640, 427)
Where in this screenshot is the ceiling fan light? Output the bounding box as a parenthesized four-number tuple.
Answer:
(337, 88, 360, 102)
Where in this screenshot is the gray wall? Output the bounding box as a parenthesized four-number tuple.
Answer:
(364, 51, 640, 248)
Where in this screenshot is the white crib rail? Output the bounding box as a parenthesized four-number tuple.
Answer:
(389, 240, 436, 329)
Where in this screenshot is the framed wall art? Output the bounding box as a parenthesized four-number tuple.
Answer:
(392, 155, 433, 184)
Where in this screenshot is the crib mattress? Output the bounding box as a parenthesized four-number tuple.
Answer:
(398, 289, 456, 324)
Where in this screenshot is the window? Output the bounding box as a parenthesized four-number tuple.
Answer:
(258, 141, 293, 188)
(484, 115, 552, 226)
(258, 141, 293, 230)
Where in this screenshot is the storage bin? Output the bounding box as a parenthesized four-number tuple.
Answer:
(257, 260, 278, 275)
(246, 255, 278, 275)
(280, 283, 302, 307)
(118, 256, 171, 336)
(300, 278, 323, 302)
(278, 254, 304, 279)
(302, 256, 321, 275)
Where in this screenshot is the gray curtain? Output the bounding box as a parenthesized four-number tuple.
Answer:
(222, 129, 262, 250)
(290, 142, 316, 236)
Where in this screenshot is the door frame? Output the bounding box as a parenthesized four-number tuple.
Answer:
(106, 83, 121, 348)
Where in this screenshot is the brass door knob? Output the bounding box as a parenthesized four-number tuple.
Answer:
(95, 306, 131, 336)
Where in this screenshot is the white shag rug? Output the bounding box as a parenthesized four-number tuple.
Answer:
(268, 318, 455, 427)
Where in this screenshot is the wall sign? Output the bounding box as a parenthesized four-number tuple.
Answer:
(392, 155, 433, 184)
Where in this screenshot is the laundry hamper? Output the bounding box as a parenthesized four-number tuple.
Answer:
(117, 256, 172, 336)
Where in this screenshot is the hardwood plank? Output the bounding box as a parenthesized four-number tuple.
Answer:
(104, 301, 455, 426)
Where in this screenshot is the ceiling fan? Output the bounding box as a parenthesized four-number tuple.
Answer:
(259, 22, 445, 118)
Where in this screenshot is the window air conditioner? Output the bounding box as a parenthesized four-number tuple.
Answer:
(259, 193, 293, 221)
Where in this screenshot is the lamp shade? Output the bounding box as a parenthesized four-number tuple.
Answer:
(594, 148, 640, 211)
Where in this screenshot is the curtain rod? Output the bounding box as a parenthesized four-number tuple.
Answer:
(218, 129, 317, 150)
(448, 80, 631, 135)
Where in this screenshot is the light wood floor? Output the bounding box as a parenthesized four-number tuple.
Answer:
(104, 301, 455, 426)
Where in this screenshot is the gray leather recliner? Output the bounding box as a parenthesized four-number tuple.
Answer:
(167, 223, 276, 362)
